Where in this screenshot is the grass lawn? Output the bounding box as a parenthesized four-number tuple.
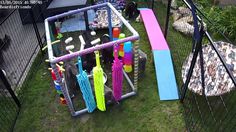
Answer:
(0, 96, 19, 131)
(14, 2, 187, 132)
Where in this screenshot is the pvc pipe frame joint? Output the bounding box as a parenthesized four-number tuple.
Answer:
(44, 3, 139, 117)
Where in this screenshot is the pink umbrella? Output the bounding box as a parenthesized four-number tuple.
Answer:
(112, 49, 123, 101)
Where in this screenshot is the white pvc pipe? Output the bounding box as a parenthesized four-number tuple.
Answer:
(121, 92, 136, 100)
(91, 38, 101, 45)
(74, 108, 88, 116)
(79, 35, 85, 51)
(91, 31, 96, 36)
(65, 37, 73, 44)
(72, 91, 136, 117)
(66, 45, 74, 51)
(45, 20, 54, 60)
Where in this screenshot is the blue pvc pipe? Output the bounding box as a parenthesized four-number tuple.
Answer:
(107, 6, 113, 41)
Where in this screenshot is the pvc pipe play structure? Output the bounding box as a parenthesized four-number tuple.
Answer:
(45, 3, 140, 116)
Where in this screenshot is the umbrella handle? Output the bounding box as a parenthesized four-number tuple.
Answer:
(95, 51, 101, 68)
(77, 57, 83, 74)
(114, 49, 118, 61)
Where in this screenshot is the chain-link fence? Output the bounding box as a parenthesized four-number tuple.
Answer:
(0, 7, 45, 89)
(0, 2, 48, 131)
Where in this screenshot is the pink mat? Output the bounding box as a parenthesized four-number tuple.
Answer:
(140, 9, 169, 50)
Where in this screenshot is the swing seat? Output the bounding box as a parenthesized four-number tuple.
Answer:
(182, 41, 236, 96)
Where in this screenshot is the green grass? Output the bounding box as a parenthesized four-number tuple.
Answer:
(13, 23, 185, 131)
(0, 96, 19, 131)
(13, 2, 187, 131)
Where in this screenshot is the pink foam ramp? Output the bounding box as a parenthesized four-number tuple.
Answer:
(140, 9, 169, 50)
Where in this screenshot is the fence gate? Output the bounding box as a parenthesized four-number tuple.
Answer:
(0, 69, 21, 131)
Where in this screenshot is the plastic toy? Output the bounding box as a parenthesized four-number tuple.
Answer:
(76, 57, 96, 113)
(118, 33, 125, 57)
(90, 31, 101, 45)
(42, 40, 60, 51)
(50, 65, 63, 81)
(79, 35, 86, 51)
(93, 51, 106, 111)
(60, 97, 66, 104)
(112, 49, 123, 101)
(123, 41, 133, 72)
(57, 33, 63, 39)
(112, 27, 120, 40)
(55, 21, 63, 39)
(65, 37, 73, 44)
(91, 38, 101, 45)
(49, 64, 66, 104)
(66, 45, 74, 54)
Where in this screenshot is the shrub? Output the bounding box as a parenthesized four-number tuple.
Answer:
(206, 6, 236, 42)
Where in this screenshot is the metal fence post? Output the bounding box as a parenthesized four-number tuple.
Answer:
(164, 0, 172, 38)
(29, 9, 43, 53)
(107, 6, 113, 41)
(180, 22, 205, 102)
(0, 69, 21, 108)
(151, 0, 154, 9)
